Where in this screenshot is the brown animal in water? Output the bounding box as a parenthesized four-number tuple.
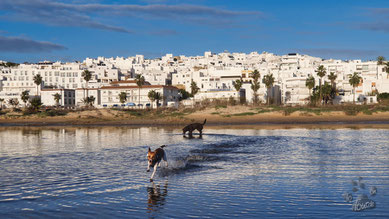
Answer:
(183, 119, 206, 137)
(147, 145, 168, 181)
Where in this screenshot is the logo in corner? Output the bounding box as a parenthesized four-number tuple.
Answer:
(342, 177, 377, 212)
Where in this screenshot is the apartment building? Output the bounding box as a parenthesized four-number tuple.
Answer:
(1, 51, 388, 108)
(41, 89, 76, 107)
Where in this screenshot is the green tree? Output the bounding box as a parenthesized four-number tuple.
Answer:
(377, 56, 386, 65)
(118, 92, 128, 105)
(233, 77, 244, 104)
(53, 93, 61, 107)
(20, 90, 30, 108)
(8, 98, 19, 110)
(148, 90, 156, 108)
(262, 73, 275, 105)
(328, 72, 337, 88)
(33, 74, 43, 96)
(135, 74, 145, 107)
(83, 96, 95, 107)
(154, 91, 162, 108)
(30, 97, 42, 111)
(250, 70, 260, 104)
(233, 78, 243, 92)
(82, 70, 92, 99)
(305, 76, 316, 104)
(178, 89, 191, 101)
(321, 82, 334, 105)
(316, 65, 327, 105)
(349, 72, 362, 104)
(190, 80, 200, 97)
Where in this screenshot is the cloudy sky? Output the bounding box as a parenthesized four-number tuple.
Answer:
(0, 0, 388, 62)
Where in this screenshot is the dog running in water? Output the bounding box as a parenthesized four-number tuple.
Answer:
(147, 145, 168, 181)
(183, 119, 206, 137)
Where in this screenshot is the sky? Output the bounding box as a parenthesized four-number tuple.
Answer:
(0, 0, 388, 63)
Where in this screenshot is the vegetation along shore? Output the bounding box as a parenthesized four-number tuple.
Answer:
(2, 99, 389, 127)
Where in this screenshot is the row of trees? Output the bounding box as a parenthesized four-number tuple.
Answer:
(306, 65, 362, 105)
(117, 90, 162, 108)
(185, 69, 276, 105)
(231, 70, 275, 105)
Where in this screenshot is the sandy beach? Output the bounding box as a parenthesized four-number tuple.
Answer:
(1, 105, 389, 128)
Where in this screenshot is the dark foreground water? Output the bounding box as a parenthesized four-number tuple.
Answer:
(0, 126, 388, 218)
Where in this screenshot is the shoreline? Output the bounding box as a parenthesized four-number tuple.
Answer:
(2, 107, 389, 128)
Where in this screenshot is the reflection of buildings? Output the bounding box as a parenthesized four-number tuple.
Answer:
(147, 181, 168, 214)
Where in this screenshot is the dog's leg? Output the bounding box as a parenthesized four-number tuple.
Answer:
(147, 162, 150, 172)
(150, 164, 158, 181)
(163, 153, 168, 167)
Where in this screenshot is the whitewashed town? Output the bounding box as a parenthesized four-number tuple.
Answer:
(0, 51, 388, 109)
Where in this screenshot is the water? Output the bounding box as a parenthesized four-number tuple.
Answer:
(0, 126, 388, 218)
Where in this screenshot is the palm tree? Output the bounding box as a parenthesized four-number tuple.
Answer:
(321, 82, 333, 105)
(233, 78, 243, 92)
(135, 74, 145, 107)
(83, 96, 96, 107)
(82, 70, 92, 99)
(316, 65, 326, 105)
(33, 74, 43, 96)
(20, 90, 30, 108)
(233, 77, 243, 103)
(328, 72, 337, 88)
(8, 98, 19, 110)
(377, 56, 386, 65)
(30, 97, 42, 111)
(305, 76, 315, 104)
(154, 91, 162, 108)
(349, 72, 362, 104)
(190, 80, 200, 97)
(148, 90, 156, 109)
(262, 73, 275, 105)
(0, 98, 4, 109)
(118, 92, 127, 106)
(53, 93, 61, 108)
(89, 96, 96, 107)
(250, 70, 260, 104)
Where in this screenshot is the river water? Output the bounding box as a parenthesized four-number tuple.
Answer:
(0, 126, 388, 218)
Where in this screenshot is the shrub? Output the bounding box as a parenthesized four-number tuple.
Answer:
(228, 96, 237, 106)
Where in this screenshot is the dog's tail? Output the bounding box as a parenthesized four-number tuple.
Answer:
(203, 119, 207, 125)
(160, 145, 166, 148)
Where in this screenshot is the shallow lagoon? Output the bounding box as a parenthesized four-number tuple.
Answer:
(0, 126, 388, 218)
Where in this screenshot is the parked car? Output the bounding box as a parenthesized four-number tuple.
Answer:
(126, 102, 136, 107)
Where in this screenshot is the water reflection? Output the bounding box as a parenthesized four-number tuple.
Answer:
(147, 180, 168, 215)
(0, 127, 388, 218)
(183, 135, 203, 140)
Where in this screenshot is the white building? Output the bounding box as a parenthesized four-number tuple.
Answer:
(41, 88, 76, 107)
(100, 84, 179, 108)
(1, 51, 389, 107)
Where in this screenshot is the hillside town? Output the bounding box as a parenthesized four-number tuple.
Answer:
(0, 51, 388, 109)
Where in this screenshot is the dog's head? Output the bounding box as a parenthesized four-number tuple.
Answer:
(182, 126, 190, 134)
(147, 147, 156, 171)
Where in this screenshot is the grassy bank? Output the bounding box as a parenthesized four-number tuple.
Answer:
(2, 103, 389, 126)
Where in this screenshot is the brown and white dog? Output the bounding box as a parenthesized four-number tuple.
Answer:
(147, 145, 168, 181)
(183, 119, 206, 137)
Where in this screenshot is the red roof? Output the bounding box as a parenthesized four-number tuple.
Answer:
(100, 85, 178, 90)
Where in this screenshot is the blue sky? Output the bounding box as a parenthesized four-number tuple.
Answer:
(0, 0, 388, 63)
